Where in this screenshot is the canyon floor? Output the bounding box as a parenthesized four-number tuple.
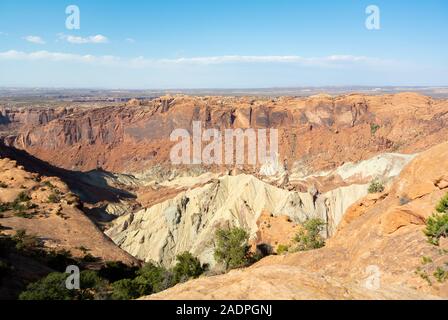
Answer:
(1, 92, 447, 299)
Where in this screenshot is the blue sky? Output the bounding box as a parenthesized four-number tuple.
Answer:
(0, 0, 447, 88)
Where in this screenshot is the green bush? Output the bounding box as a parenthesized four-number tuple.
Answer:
(48, 193, 60, 204)
(436, 193, 448, 213)
(14, 211, 34, 219)
(292, 218, 326, 251)
(370, 123, 380, 135)
(19, 272, 73, 300)
(368, 179, 385, 194)
(78, 270, 108, 299)
(12, 229, 42, 252)
(424, 212, 448, 245)
(276, 244, 289, 255)
(214, 227, 250, 271)
(43, 181, 55, 189)
(111, 278, 151, 300)
(172, 252, 204, 283)
(421, 256, 433, 265)
(137, 262, 173, 293)
(16, 192, 31, 203)
(6, 192, 35, 214)
(433, 267, 448, 283)
(19, 270, 107, 300)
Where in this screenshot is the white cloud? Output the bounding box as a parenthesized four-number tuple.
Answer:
(0, 50, 393, 69)
(0, 32, 8, 36)
(155, 55, 376, 65)
(24, 36, 45, 44)
(0, 50, 119, 65)
(125, 38, 135, 43)
(58, 34, 109, 44)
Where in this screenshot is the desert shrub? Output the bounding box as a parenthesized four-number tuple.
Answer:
(276, 244, 289, 255)
(43, 181, 55, 189)
(16, 192, 31, 203)
(48, 193, 60, 204)
(424, 212, 448, 246)
(292, 218, 326, 252)
(214, 227, 250, 271)
(14, 211, 34, 219)
(368, 179, 385, 194)
(19, 270, 107, 300)
(0, 203, 9, 213)
(436, 193, 448, 214)
(111, 279, 141, 300)
(111, 278, 151, 300)
(421, 256, 433, 265)
(172, 252, 204, 283)
(78, 270, 108, 299)
(7, 192, 35, 214)
(12, 229, 42, 252)
(370, 123, 380, 135)
(19, 272, 72, 300)
(98, 261, 138, 283)
(10, 201, 26, 212)
(137, 262, 173, 293)
(0, 182, 7, 188)
(433, 267, 448, 283)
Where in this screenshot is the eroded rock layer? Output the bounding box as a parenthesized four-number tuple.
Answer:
(143, 142, 448, 300)
(106, 151, 414, 266)
(7, 93, 448, 175)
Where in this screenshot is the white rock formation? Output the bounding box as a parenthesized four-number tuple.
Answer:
(289, 153, 416, 182)
(106, 174, 366, 267)
(106, 152, 416, 267)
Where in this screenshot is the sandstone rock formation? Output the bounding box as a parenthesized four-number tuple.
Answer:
(8, 94, 448, 176)
(143, 142, 448, 300)
(106, 150, 413, 267)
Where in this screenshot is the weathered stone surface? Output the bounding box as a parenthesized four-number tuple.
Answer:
(107, 149, 412, 267)
(8, 94, 448, 176)
(142, 142, 448, 300)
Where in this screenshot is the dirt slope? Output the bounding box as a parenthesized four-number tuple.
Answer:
(0, 157, 137, 264)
